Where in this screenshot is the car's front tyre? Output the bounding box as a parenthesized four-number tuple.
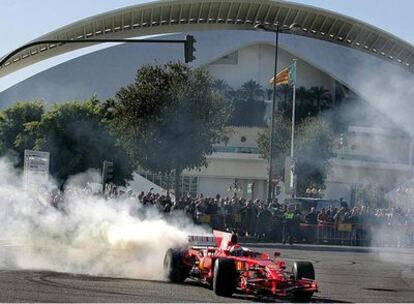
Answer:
(213, 258, 236, 297)
(292, 261, 315, 302)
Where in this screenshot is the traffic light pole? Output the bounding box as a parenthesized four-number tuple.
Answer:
(0, 35, 196, 69)
(102, 160, 114, 193)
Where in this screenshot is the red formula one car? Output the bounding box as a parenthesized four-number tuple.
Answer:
(163, 230, 318, 301)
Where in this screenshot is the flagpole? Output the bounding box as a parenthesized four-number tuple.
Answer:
(290, 59, 297, 197)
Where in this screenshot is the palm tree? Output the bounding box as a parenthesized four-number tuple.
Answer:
(213, 79, 234, 98)
(276, 84, 291, 103)
(309, 86, 332, 113)
(240, 80, 264, 101)
(295, 86, 313, 121)
(231, 80, 265, 127)
(275, 84, 292, 117)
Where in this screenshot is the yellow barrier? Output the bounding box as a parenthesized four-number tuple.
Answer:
(199, 214, 211, 224)
(337, 223, 352, 232)
(234, 214, 242, 223)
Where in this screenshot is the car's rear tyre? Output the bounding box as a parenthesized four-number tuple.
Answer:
(292, 261, 315, 302)
(163, 248, 191, 283)
(213, 258, 236, 297)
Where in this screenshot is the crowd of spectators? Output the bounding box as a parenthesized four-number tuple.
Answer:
(46, 184, 414, 247)
(303, 204, 413, 227)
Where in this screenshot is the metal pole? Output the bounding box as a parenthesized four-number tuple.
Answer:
(290, 59, 297, 197)
(267, 25, 279, 204)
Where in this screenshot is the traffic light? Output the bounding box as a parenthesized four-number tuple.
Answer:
(102, 160, 114, 184)
(184, 35, 196, 63)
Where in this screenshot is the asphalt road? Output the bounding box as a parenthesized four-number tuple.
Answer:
(0, 244, 413, 303)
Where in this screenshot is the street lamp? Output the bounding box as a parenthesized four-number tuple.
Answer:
(255, 22, 302, 203)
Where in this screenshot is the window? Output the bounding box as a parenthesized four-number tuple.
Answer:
(180, 176, 198, 196)
(213, 146, 259, 154)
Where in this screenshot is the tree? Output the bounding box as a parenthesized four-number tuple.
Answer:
(355, 184, 387, 209)
(257, 114, 291, 178)
(295, 86, 314, 122)
(27, 98, 132, 186)
(294, 117, 335, 196)
(112, 63, 230, 196)
(97, 98, 117, 121)
(212, 79, 234, 99)
(276, 84, 292, 116)
(0, 101, 44, 166)
(257, 116, 335, 196)
(309, 86, 332, 113)
(229, 80, 266, 127)
(240, 80, 264, 101)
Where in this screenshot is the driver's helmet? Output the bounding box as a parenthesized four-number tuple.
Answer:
(230, 244, 245, 257)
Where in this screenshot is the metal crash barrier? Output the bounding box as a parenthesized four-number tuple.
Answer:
(193, 213, 414, 248)
(316, 223, 358, 245)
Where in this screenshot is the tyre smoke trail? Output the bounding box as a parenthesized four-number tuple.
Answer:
(0, 158, 207, 279)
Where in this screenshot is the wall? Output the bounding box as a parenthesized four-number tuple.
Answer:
(198, 176, 266, 200)
(325, 126, 414, 203)
(218, 126, 265, 148)
(206, 43, 333, 92)
(184, 153, 267, 180)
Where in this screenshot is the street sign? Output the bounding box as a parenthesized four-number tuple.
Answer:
(284, 156, 297, 195)
(102, 160, 114, 186)
(24, 150, 50, 189)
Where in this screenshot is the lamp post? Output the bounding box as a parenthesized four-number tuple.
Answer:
(255, 23, 302, 203)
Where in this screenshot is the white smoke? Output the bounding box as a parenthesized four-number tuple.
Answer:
(0, 158, 207, 279)
(357, 66, 414, 137)
(328, 62, 414, 255)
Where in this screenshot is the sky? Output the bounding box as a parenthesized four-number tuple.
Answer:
(0, 0, 413, 91)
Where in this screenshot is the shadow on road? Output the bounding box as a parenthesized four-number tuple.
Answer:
(231, 294, 349, 303)
(310, 297, 350, 303)
(184, 280, 349, 303)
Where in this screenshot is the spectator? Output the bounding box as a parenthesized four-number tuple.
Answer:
(318, 208, 327, 223)
(305, 207, 318, 225)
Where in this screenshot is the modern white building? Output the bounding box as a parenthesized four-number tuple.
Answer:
(186, 127, 268, 199)
(326, 126, 414, 203)
(1, 0, 413, 202)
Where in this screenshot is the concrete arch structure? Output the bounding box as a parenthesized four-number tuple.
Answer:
(1, 28, 413, 134)
(1, 0, 413, 77)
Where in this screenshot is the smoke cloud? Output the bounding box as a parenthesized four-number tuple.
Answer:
(324, 63, 414, 256)
(0, 158, 206, 279)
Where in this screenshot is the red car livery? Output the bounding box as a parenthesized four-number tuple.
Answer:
(163, 230, 318, 301)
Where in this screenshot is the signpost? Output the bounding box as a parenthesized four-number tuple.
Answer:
(102, 160, 114, 191)
(23, 150, 50, 189)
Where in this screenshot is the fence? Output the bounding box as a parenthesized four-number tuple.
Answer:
(193, 213, 414, 248)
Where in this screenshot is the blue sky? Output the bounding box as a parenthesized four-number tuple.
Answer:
(0, 0, 412, 91)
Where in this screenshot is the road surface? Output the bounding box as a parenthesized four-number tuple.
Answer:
(0, 243, 413, 302)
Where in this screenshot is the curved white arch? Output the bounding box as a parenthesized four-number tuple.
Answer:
(0, 0, 413, 77)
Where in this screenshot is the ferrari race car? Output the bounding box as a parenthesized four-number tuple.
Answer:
(163, 230, 318, 301)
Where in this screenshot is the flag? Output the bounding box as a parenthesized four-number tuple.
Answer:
(269, 63, 296, 86)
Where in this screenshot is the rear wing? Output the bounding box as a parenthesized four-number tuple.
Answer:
(188, 230, 235, 249)
(188, 235, 216, 247)
(213, 230, 233, 249)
